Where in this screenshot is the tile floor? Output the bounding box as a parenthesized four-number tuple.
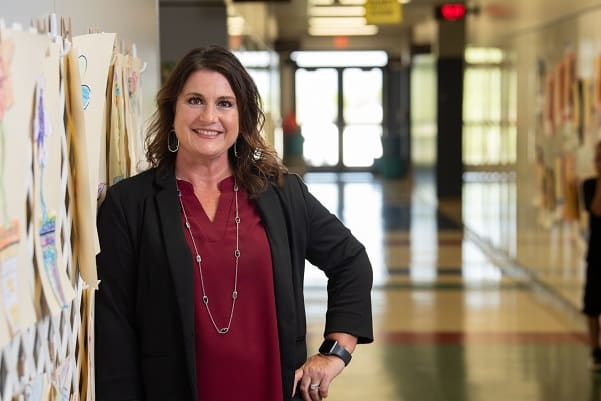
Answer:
(301, 169, 598, 401)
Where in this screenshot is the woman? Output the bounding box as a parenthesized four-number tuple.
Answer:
(95, 45, 373, 401)
(582, 140, 601, 371)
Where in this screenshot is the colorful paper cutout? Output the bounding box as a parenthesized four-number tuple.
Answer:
(34, 79, 68, 308)
(0, 26, 51, 329)
(0, 221, 21, 335)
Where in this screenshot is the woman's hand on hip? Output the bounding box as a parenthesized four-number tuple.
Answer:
(292, 353, 345, 401)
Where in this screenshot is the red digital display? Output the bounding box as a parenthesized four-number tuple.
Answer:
(435, 3, 467, 21)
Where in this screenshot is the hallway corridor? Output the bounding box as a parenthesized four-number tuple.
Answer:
(301, 170, 598, 401)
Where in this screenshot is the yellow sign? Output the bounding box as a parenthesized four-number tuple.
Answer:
(365, 0, 402, 25)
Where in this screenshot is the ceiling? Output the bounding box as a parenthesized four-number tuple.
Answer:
(268, 0, 441, 51)
(258, 0, 601, 52)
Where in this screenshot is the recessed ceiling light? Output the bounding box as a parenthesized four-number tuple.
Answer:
(337, 0, 366, 5)
(308, 25, 379, 36)
(309, 6, 365, 17)
(309, 17, 368, 27)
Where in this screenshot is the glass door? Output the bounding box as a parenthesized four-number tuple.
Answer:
(295, 68, 339, 167)
(295, 67, 383, 170)
(342, 68, 383, 167)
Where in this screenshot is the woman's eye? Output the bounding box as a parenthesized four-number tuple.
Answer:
(188, 97, 203, 105)
(218, 100, 234, 108)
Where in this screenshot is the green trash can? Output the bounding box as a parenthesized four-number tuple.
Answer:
(284, 133, 304, 159)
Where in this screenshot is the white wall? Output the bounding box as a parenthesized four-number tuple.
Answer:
(467, 1, 601, 309)
(0, 0, 161, 124)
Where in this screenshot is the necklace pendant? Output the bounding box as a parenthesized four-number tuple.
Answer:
(178, 179, 240, 337)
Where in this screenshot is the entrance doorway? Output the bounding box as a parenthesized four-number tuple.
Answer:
(292, 51, 387, 171)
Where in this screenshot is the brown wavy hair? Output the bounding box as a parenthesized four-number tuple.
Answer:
(145, 45, 287, 196)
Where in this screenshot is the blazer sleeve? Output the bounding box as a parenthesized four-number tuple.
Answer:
(287, 175, 374, 344)
(95, 187, 143, 400)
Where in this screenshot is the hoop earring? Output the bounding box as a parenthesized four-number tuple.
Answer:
(168, 129, 179, 153)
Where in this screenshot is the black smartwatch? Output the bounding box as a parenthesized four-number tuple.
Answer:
(318, 339, 352, 366)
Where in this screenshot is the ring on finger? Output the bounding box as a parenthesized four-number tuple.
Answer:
(310, 383, 320, 391)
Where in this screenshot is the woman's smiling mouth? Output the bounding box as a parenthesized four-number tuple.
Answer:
(192, 128, 221, 137)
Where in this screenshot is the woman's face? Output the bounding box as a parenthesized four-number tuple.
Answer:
(173, 69, 239, 167)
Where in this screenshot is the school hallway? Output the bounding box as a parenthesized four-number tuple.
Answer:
(301, 169, 597, 401)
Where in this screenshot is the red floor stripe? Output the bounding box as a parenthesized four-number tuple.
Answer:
(374, 331, 588, 345)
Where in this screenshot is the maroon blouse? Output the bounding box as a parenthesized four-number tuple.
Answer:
(177, 177, 284, 401)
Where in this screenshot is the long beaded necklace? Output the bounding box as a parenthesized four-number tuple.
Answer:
(177, 179, 240, 335)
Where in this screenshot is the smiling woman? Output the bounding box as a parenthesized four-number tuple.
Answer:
(94, 45, 374, 401)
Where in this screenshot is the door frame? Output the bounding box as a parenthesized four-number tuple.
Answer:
(294, 64, 388, 172)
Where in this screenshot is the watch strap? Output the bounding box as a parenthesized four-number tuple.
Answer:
(319, 340, 352, 366)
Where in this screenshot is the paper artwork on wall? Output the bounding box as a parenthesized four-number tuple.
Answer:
(554, 62, 565, 129)
(0, 222, 18, 344)
(534, 146, 546, 207)
(554, 156, 565, 206)
(544, 72, 555, 136)
(0, 36, 19, 344)
(51, 359, 72, 401)
(71, 33, 117, 208)
(82, 287, 95, 401)
(32, 68, 74, 315)
(124, 54, 143, 175)
(64, 45, 99, 288)
(24, 373, 51, 401)
(543, 167, 556, 212)
(563, 53, 576, 123)
(572, 79, 584, 144)
(79, 54, 91, 110)
(562, 152, 580, 221)
(0, 27, 51, 335)
(107, 53, 128, 185)
(0, 295, 10, 347)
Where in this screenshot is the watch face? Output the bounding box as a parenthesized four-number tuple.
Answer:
(319, 339, 352, 366)
(319, 339, 337, 354)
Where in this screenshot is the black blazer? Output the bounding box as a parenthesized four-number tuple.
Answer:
(95, 167, 373, 401)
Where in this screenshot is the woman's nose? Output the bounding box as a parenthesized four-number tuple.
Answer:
(199, 105, 217, 121)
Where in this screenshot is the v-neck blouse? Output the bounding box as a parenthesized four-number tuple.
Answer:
(177, 176, 283, 401)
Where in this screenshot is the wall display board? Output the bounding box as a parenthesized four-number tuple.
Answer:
(0, 16, 146, 401)
(535, 50, 595, 231)
(0, 27, 49, 348)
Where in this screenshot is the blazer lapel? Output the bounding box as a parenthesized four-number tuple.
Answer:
(255, 185, 297, 380)
(154, 170, 197, 399)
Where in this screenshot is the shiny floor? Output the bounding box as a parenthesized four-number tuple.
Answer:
(301, 169, 598, 401)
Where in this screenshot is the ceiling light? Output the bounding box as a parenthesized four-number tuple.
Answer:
(291, 50, 388, 67)
(338, 0, 366, 5)
(227, 16, 245, 36)
(309, 6, 365, 17)
(308, 25, 378, 36)
(309, 17, 368, 27)
(308, 0, 335, 5)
